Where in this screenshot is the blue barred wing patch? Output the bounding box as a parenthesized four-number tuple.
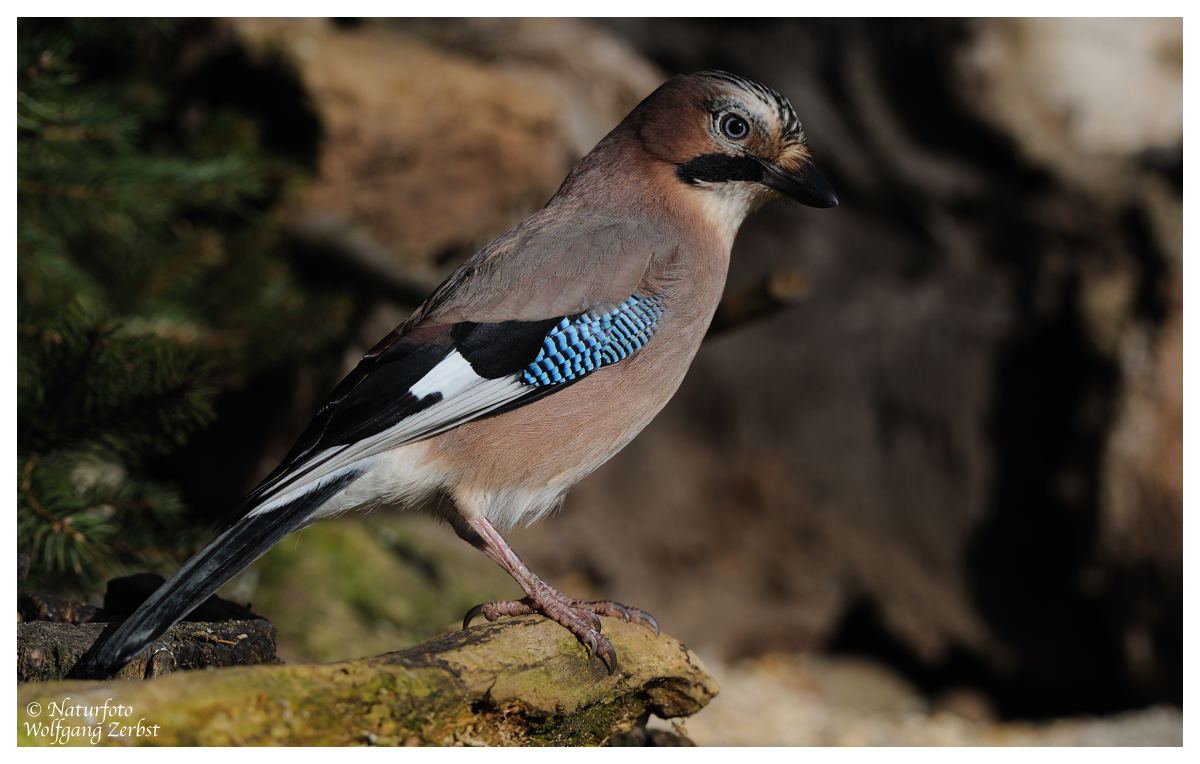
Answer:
(522, 294, 665, 387)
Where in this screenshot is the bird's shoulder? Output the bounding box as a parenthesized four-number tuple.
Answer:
(406, 207, 678, 328)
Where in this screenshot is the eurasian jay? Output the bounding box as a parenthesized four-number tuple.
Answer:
(75, 70, 837, 677)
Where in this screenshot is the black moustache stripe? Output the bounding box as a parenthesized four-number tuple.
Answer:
(675, 153, 764, 185)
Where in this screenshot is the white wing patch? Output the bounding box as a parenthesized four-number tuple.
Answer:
(247, 350, 528, 517)
(410, 351, 477, 399)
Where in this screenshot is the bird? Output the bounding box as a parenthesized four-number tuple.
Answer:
(73, 70, 837, 678)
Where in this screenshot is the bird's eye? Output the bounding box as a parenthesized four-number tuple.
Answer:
(719, 113, 749, 140)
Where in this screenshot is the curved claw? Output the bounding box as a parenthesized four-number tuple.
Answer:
(631, 609, 660, 635)
(589, 612, 603, 633)
(575, 625, 619, 675)
(462, 603, 488, 630)
(596, 641, 620, 675)
(580, 630, 598, 659)
(609, 602, 631, 622)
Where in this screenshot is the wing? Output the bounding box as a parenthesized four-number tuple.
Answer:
(243, 205, 679, 514)
(240, 292, 667, 514)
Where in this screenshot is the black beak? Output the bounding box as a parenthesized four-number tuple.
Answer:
(759, 159, 839, 208)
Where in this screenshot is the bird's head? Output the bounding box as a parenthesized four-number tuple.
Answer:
(622, 70, 837, 236)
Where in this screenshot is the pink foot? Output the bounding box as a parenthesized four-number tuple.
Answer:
(463, 595, 660, 674)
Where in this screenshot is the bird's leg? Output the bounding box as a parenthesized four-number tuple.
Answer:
(454, 514, 657, 674)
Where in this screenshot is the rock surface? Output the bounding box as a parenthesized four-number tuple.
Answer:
(17, 619, 278, 683)
(231, 18, 660, 271)
(17, 617, 717, 746)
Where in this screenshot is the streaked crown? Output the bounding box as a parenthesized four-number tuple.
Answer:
(694, 70, 804, 143)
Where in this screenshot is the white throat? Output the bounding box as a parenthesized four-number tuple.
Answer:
(690, 180, 766, 247)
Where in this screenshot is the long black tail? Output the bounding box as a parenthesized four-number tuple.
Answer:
(72, 471, 361, 678)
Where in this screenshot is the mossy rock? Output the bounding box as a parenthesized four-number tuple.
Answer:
(17, 616, 718, 746)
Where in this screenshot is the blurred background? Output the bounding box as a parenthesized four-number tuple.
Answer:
(17, 18, 1181, 744)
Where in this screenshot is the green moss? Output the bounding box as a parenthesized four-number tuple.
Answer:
(529, 698, 644, 745)
(17, 618, 717, 746)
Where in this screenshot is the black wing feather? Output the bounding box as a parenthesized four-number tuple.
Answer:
(451, 317, 563, 378)
(240, 316, 576, 510)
